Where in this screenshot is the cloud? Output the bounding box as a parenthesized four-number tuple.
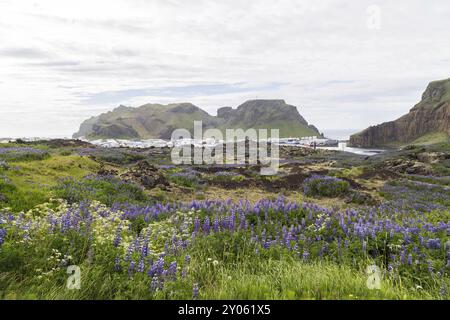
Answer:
(0, 0, 449, 137)
(80, 83, 284, 105)
(0, 47, 50, 59)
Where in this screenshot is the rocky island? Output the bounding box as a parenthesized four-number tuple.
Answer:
(73, 99, 321, 140)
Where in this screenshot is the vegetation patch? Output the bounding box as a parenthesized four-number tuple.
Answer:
(54, 175, 148, 206)
(0, 198, 448, 299)
(168, 169, 205, 189)
(77, 148, 146, 165)
(303, 175, 350, 198)
(0, 147, 50, 162)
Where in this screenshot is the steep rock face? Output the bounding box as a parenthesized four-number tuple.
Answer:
(349, 79, 450, 147)
(74, 99, 320, 139)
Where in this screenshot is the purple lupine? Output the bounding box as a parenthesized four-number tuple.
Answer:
(427, 260, 433, 273)
(138, 259, 145, 273)
(302, 250, 309, 261)
(128, 260, 136, 278)
(168, 261, 177, 280)
(213, 217, 219, 232)
(141, 241, 149, 257)
(150, 277, 159, 292)
(0, 228, 6, 246)
(193, 283, 199, 300)
(114, 256, 121, 272)
(113, 227, 122, 247)
(203, 217, 210, 234)
(440, 284, 448, 297)
(230, 213, 236, 231)
(156, 257, 165, 275)
(400, 250, 406, 264)
(427, 239, 441, 249)
(124, 244, 134, 262)
(194, 217, 201, 233)
(164, 242, 169, 255)
(388, 264, 394, 274)
(148, 262, 158, 278)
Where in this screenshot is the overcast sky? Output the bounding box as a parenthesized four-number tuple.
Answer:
(0, 0, 449, 138)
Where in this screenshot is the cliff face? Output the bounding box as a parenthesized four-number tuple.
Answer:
(349, 79, 450, 147)
(74, 99, 320, 139)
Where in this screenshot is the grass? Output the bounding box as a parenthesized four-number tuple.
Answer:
(0, 155, 99, 211)
(0, 141, 449, 300)
(0, 259, 431, 300)
(409, 132, 449, 146)
(187, 234, 439, 300)
(54, 175, 149, 206)
(1, 222, 444, 300)
(191, 260, 430, 300)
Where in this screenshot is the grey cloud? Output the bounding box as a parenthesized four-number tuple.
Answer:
(79, 82, 284, 105)
(1, 0, 450, 137)
(0, 47, 49, 59)
(27, 60, 80, 67)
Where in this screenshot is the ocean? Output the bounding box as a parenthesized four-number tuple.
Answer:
(322, 129, 362, 141)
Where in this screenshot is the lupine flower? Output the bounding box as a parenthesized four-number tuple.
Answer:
(114, 256, 121, 272)
(427, 239, 441, 249)
(203, 217, 210, 234)
(150, 277, 159, 292)
(440, 284, 447, 297)
(0, 228, 6, 246)
(124, 244, 134, 262)
(168, 261, 177, 280)
(302, 250, 309, 261)
(141, 242, 149, 257)
(128, 261, 136, 278)
(138, 259, 145, 273)
(213, 217, 219, 232)
(148, 262, 158, 278)
(1, 191, 448, 298)
(194, 217, 200, 233)
(113, 227, 122, 247)
(193, 283, 199, 300)
(427, 260, 433, 273)
(387, 264, 394, 274)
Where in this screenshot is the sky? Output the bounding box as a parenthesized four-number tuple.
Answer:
(0, 0, 449, 138)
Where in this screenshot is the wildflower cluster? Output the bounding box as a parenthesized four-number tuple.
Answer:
(0, 191, 448, 298)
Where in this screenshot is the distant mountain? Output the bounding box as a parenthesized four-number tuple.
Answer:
(349, 78, 450, 148)
(73, 99, 321, 139)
